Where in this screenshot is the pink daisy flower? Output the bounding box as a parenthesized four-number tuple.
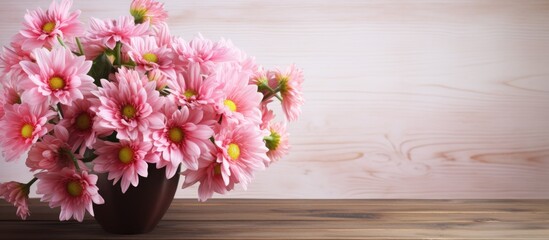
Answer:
(0, 103, 56, 161)
(26, 125, 85, 172)
(58, 98, 98, 155)
(0, 36, 33, 81)
(127, 36, 176, 80)
(152, 105, 216, 178)
(146, 69, 169, 91)
(92, 68, 164, 140)
(181, 148, 236, 202)
(265, 122, 289, 164)
(215, 122, 268, 190)
(36, 168, 104, 222)
(274, 65, 304, 121)
(214, 65, 262, 124)
(93, 139, 158, 193)
(153, 22, 174, 49)
(168, 63, 222, 108)
(88, 16, 149, 50)
(0, 181, 31, 220)
(179, 35, 241, 74)
(130, 0, 168, 27)
(19, 0, 84, 51)
(19, 47, 94, 106)
(0, 80, 23, 118)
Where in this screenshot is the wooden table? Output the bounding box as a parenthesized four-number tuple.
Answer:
(0, 199, 548, 239)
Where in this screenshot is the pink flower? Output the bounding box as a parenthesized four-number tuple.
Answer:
(215, 122, 268, 190)
(0, 103, 56, 161)
(26, 125, 85, 172)
(178, 35, 240, 74)
(214, 65, 262, 124)
(265, 122, 289, 164)
(0, 181, 31, 220)
(0, 36, 33, 81)
(0, 80, 23, 118)
(130, 0, 168, 27)
(152, 105, 216, 178)
(88, 16, 149, 50)
(19, 47, 94, 106)
(58, 98, 98, 154)
(93, 139, 158, 193)
(146, 69, 169, 91)
(181, 148, 236, 202)
(127, 36, 175, 80)
(168, 63, 222, 108)
(19, 0, 84, 51)
(92, 68, 164, 140)
(274, 65, 304, 121)
(36, 168, 104, 222)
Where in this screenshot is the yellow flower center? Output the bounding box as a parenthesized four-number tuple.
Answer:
(227, 143, 240, 161)
(168, 127, 184, 144)
(66, 180, 83, 197)
(183, 89, 197, 99)
(20, 123, 34, 139)
(142, 53, 158, 63)
(121, 105, 137, 119)
(49, 76, 65, 90)
(118, 146, 134, 164)
(224, 99, 237, 112)
(75, 113, 91, 130)
(213, 164, 222, 175)
(42, 22, 56, 33)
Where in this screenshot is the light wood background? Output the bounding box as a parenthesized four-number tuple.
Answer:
(1, 0, 548, 199)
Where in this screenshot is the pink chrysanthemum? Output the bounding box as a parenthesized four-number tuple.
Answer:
(58, 98, 98, 155)
(265, 122, 289, 164)
(0, 36, 33, 81)
(130, 0, 168, 27)
(215, 122, 268, 190)
(0, 80, 23, 118)
(181, 148, 236, 202)
(0, 103, 55, 161)
(93, 139, 158, 193)
(177, 35, 241, 74)
(274, 65, 304, 121)
(36, 168, 104, 222)
(88, 16, 149, 50)
(26, 125, 84, 172)
(19, 0, 84, 51)
(0, 181, 31, 220)
(214, 65, 262, 124)
(19, 47, 94, 106)
(127, 36, 175, 80)
(92, 68, 164, 140)
(168, 63, 222, 108)
(146, 69, 169, 91)
(152, 105, 215, 178)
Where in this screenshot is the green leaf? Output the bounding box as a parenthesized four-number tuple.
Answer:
(88, 53, 114, 86)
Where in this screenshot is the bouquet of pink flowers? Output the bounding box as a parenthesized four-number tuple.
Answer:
(0, 0, 303, 222)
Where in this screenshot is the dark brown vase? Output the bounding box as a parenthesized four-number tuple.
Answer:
(93, 163, 180, 234)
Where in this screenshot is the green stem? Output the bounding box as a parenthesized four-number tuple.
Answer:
(26, 177, 38, 187)
(56, 103, 64, 119)
(56, 35, 66, 48)
(263, 135, 274, 142)
(75, 37, 85, 56)
(61, 148, 81, 172)
(114, 41, 122, 67)
(274, 94, 283, 102)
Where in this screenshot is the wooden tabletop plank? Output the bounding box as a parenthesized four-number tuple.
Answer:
(1, 199, 548, 239)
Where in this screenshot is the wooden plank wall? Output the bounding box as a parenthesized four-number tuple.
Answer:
(0, 0, 548, 199)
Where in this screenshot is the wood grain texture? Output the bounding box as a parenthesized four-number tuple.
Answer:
(1, 199, 548, 239)
(0, 0, 549, 198)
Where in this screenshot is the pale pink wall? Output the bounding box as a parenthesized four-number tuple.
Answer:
(0, 0, 548, 199)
